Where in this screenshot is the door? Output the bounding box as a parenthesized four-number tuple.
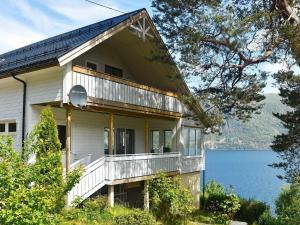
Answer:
(115, 128, 135, 155)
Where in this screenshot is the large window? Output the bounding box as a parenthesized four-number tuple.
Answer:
(151, 130, 160, 153)
(183, 127, 202, 156)
(163, 130, 172, 153)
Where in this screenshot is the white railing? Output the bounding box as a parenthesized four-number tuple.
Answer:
(71, 68, 184, 113)
(105, 152, 180, 181)
(67, 152, 203, 205)
(181, 155, 204, 174)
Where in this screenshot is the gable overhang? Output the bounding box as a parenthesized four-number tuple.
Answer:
(59, 9, 208, 127)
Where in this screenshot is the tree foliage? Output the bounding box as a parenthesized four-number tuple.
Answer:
(271, 71, 300, 181)
(148, 173, 193, 225)
(151, 0, 300, 125)
(0, 107, 81, 225)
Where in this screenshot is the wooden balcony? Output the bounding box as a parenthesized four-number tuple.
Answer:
(70, 66, 185, 117)
(67, 152, 204, 205)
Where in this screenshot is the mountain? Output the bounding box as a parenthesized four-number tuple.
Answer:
(205, 94, 289, 150)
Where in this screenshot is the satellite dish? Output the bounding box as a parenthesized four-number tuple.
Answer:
(69, 85, 87, 108)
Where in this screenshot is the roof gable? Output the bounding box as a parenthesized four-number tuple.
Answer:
(0, 9, 145, 78)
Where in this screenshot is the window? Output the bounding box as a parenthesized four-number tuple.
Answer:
(151, 130, 160, 153)
(57, 125, 66, 150)
(104, 127, 115, 155)
(163, 130, 172, 153)
(8, 123, 16, 132)
(0, 123, 5, 133)
(105, 65, 123, 77)
(86, 61, 98, 71)
(183, 127, 202, 156)
(0, 121, 17, 134)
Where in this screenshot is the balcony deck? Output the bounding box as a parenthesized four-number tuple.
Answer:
(67, 152, 204, 205)
(69, 66, 185, 117)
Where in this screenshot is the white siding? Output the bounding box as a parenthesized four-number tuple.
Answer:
(0, 78, 23, 149)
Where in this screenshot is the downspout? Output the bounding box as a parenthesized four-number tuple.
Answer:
(12, 75, 26, 153)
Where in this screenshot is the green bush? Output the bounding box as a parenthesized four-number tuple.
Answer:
(203, 180, 241, 224)
(82, 196, 108, 212)
(235, 198, 268, 224)
(275, 181, 300, 225)
(258, 210, 278, 225)
(0, 107, 81, 225)
(113, 209, 156, 225)
(149, 173, 194, 225)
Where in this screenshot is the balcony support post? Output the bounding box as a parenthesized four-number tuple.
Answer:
(144, 118, 149, 153)
(144, 181, 149, 210)
(66, 106, 72, 174)
(108, 185, 114, 207)
(108, 113, 114, 155)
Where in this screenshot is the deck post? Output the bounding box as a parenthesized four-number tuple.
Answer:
(144, 181, 149, 210)
(144, 118, 149, 153)
(66, 106, 71, 174)
(108, 185, 114, 207)
(108, 113, 114, 155)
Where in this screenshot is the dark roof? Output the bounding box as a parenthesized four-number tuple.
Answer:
(0, 9, 145, 78)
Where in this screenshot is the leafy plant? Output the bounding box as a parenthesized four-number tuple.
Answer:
(113, 209, 156, 225)
(0, 107, 81, 225)
(235, 198, 268, 224)
(149, 172, 194, 225)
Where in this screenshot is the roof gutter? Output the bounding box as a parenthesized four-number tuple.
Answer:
(12, 75, 26, 153)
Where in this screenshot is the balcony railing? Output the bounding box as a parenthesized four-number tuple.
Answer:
(67, 152, 203, 205)
(71, 66, 185, 114)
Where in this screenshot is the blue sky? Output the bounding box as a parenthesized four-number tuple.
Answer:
(0, 0, 279, 93)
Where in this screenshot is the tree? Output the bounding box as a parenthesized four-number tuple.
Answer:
(148, 173, 193, 225)
(275, 181, 300, 225)
(0, 107, 81, 225)
(151, 0, 300, 125)
(271, 71, 300, 182)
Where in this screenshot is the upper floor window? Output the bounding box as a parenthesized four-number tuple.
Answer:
(105, 65, 123, 78)
(86, 60, 98, 71)
(0, 121, 17, 133)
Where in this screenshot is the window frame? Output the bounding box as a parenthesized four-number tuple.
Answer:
(105, 64, 123, 78)
(183, 126, 202, 156)
(0, 120, 17, 134)
(150, 130, 160, 153)
(85, 60, 98, 71)
(163, 130, 172, 153)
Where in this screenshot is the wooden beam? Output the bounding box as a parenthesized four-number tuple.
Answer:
(66, 106, 72, 173)
(108, 113, 114, 155)
(144, 118, 149, 153)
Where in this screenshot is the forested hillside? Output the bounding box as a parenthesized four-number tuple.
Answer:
(205, 94, 288, 150)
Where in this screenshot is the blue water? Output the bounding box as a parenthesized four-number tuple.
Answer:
(204, 150, 285, 209)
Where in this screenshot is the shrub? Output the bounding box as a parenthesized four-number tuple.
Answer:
(149, 173, 194, 225)
(113, 209, 156, 225)
(258, 209, 278, 225)
(203, 180, 241, 224)
(235, 198, 268, 224)
(275, 181, 300, 225)
(82, 196, 108, 212)
(0, 107, 81, 225)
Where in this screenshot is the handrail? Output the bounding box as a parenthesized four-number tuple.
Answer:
(73, 65, 178, 98)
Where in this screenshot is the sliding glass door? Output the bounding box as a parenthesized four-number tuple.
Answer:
(115, 128, 135, 155)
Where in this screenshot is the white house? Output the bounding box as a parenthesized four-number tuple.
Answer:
(0, 9, 208, 208)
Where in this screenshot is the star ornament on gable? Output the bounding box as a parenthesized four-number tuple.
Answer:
(129, 17, 154, 41)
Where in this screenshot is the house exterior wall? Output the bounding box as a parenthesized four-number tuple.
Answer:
(72, 44, 135, 80)
(0, 77, 23, 149)
(180, 171, 201, 207)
